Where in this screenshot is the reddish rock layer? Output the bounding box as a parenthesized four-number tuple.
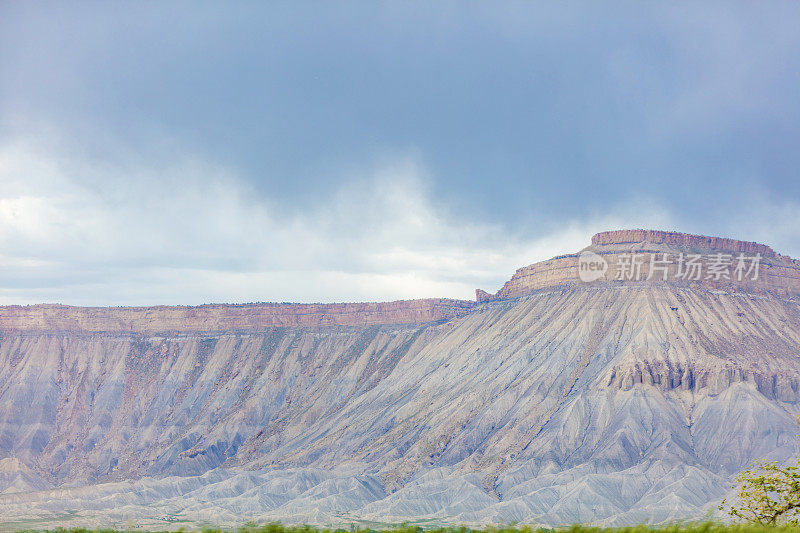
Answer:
(0, 299, 474, 334)
(480, 230, 800, 301)
(592, 229, 776, 256)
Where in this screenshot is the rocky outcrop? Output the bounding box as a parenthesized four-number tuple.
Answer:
(475, 289, 493, 303)
(591, 230, 777, 257)
(479, 230, 800, 300)
(0, 299, 474, 333)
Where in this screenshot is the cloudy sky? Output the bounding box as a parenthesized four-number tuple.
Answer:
(1, 2, 800, 305)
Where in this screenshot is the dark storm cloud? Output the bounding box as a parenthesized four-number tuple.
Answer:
(0, 2, 798, 304)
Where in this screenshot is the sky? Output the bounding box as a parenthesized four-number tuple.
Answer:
(1, 2, 800, 306)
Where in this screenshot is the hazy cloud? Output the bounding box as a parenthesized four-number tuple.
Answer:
(0, 133, 675, 305)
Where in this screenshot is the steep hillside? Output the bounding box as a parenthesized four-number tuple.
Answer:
(1, 230, 799, 529)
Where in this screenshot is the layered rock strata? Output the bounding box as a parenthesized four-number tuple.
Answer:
(0, 298, 474, 333)
(1, 229, 800, 528)
(478, 230, 800, 301)
(2, 283, 800, 527)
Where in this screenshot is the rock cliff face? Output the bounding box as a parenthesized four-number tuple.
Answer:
(0, 299, 473, 333)
(479, 230, 800, 300)
(590, 230, 777, 256)
(0, 230, 799, 529)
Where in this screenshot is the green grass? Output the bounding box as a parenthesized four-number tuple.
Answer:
(15, 523, 800, 533)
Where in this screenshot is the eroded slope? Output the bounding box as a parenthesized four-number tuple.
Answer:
(1, 285, 799, 527)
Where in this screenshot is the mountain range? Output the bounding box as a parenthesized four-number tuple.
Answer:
(1, 230, 799, 529)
